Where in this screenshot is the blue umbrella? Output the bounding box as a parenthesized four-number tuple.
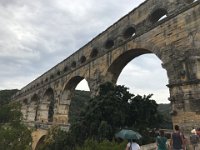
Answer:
(115, 129, 142, 140)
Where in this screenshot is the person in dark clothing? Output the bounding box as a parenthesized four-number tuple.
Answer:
(170, 125, 185, 150)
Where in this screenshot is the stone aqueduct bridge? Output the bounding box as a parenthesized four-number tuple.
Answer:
(12, 0, 200, 148)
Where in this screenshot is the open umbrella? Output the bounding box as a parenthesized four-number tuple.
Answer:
(115, 129, 142, 140)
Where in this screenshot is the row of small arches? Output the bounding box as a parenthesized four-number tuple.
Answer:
(19, 8, 169, 93)
(65, 0, 199, 70)
(56, 8, 168, 74)
(57, 8, 169, 73)
(19, 0, 198, 94)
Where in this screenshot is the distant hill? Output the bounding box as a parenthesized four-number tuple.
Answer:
(157, 103, 171, 120)
(69, 90, 91, 124)
(157, 103, 172, 129)
(0, 89, 19, 105)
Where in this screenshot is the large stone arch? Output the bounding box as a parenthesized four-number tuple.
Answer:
(61, 76, 85, 104)
(11, 0, 200, 132)
(101, 38, 172, 84)
(21, 98, 28, 120)
(55, 76, 90, 124)
(37, 88, 55, 123)
(34, 135, 46, 150)
(32, 129, 48, 150)
(105, 48, 153, 83)
(101, 36, 200, 130)
(27, 94, 40, 122)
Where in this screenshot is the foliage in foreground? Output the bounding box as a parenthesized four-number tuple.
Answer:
(39, 82, 163, 149)
(0, 103, 32, 150)
(70, 82, 163, 144)
(38, 127, 127, 150)
(75, 139, 127, 150)
(37, 126, 76, 150)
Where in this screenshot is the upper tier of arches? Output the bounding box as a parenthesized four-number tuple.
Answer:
(13, 0, 199, 99)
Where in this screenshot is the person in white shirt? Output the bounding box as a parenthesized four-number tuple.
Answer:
(126, 139, 140, 150)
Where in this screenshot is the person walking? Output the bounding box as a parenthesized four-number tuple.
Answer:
(190, 129, 199, 150)
(126, 139, 140, 150)
(170, 125, 185, 150)
(156, 130, 168, 150)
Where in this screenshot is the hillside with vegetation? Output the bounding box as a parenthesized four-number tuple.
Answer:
(0, 89, 19, 105)
(0, 89, 32, 150)
(69, 90, 91, 124)
(157, 103, 171, 120)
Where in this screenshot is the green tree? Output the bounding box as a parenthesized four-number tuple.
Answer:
(129, 94, 162, 131)
(40, 82, 163, 149)
(71, 82, 163, 143)
(75, 139, 127, 150)
(37, 126, 76, 150)
(0, 103, 32, 150)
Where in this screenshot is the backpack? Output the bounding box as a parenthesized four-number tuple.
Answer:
(190, 134, 199, 144)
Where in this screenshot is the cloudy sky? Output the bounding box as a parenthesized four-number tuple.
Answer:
(0, 0, 170, 103)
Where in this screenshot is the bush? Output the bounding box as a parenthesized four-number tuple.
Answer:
(75, 139, 127, 150)
(0, 103, 32, 150)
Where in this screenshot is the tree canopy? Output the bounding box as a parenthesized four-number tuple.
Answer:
(0, 103, 32, 150)
(41, 82, 164, 149)
(71, 82, 163, 141)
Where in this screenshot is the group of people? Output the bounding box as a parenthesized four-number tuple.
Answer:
(156, 125, 185, 150)
(156, 125, 199, 150)
(125, 125, 200, 150)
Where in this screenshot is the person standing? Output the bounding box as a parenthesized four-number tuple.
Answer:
(126, 139, 140, 150)
(190, 129, 199, 150)
(170, 125, 185, 150)
(156, 130, 168, 150)
(196, 128, 200, 137)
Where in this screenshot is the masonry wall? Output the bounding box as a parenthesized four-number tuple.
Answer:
(11, 0, 200, 132)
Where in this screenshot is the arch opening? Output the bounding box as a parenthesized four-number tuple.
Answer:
(150, 8, 167, 23)
(35, 135, 46, 150)
(43, 88, 55, 122)
(80, 56, 86, 64)
(61, 77, 90, 105)
(57, 70, 61, 76)
(105, 40, 114, 49)
(71, 61, 77, 68)
(32, 94, 40, 121)
(90, 48, 98, 58)
(106, 49, 169, 103)
(23, 99, 28, 104)
(60, 76, 91, 124)
(106, 49, 171, 128)
(64, 65, 69, 72)
(184, 0, 197, 3)
(123, 26, 136, 39)
(27, 94, 39, 122)
(21, 98, 28, 120)
(106, 49, 152, 83)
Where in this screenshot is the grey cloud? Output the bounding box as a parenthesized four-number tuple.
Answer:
(0, 0, 170, 103)
(2, 0, 172, 98)
(118, 62, 168, 90)
(117, 54, 169, 103)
